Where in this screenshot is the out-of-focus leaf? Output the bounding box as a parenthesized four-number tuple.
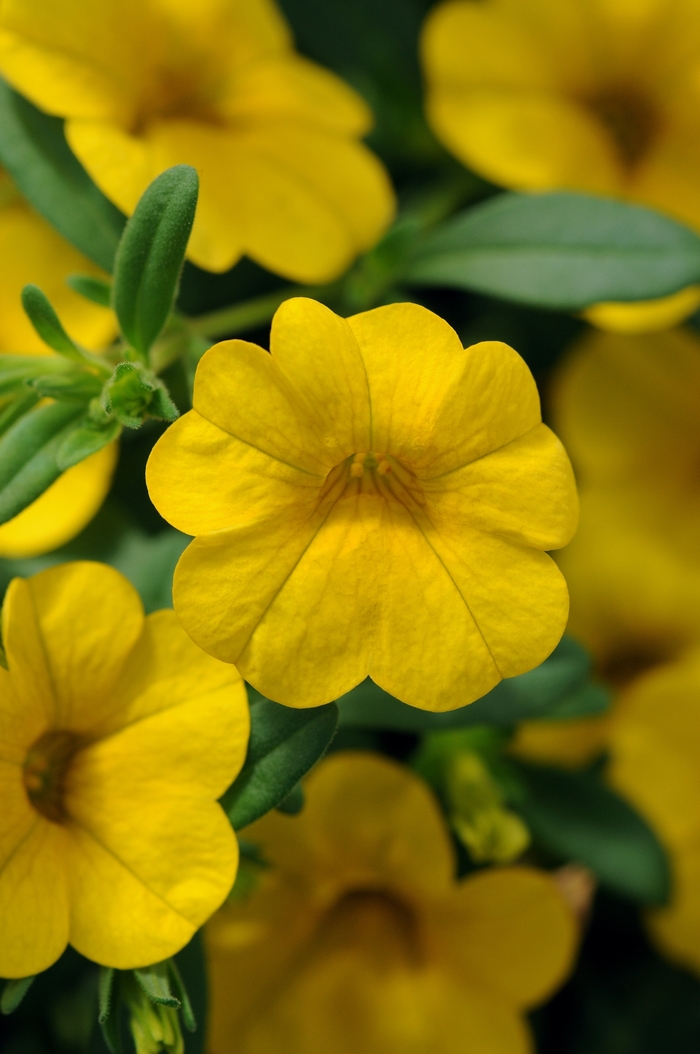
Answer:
(108, 527, 190, 613)
(0, 79, 125, 271)
(0, 400, 84, 524)
(113, 166, 198, 356)
(406, 192, 700, 309)
(221, 693, 338, 830)
(56, 416, 122, 471)
(338, 637, 608, 730)
(67, 274, 112, 307)
(515, 762, 670, 904)
(1, 976, 35, 1015)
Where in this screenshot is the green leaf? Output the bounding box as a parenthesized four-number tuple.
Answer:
(133, 963, 180, 1009)
(29, 369, 104, 401)
(515, 762, 670, 904)
(221, 693, 338, 830)
(21, 284, 87, 360)
(338, 637, 607, 731)
(171, 935, 207, 1054)
(276, 782, 305, 815)
(405, 192, 700, 309)
(67, 274, 112, 307)
(0, 79, 125, 271)
(56, 415, 122, 471)
(0, 400, 84, 524)
(1, 976, 35, 1015)
(113, 165, 199, 355)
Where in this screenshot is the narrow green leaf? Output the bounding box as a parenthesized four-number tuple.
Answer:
(29, 369, 104, 400)
(56, 416, 121, 471)
(133, 963, 180, 1009)
(21, 284, 86, 360)
(67, 273, 112, 307)
(98, 967, 115, 1024)
(0, 390, 40, 438)
(0, 79, 125, 271)
(338, 637, 606, 730)
(113, 166, 199, 355)
(221, 693, 338, 830)
(0, 400, 84, 523)
(515, 762, 671, 904)
(405, 192, 700, 309)
(1, 975, 35, 1014)
(167, 960, 196, 1033)
(172, 934, 207, 1054)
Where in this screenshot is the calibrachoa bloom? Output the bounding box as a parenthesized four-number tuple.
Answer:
(0, 561, 249, 978)
(147, 298, 578, 711)
(206, 752, 577, 1054)
(608, 654, 700, 978)
(0, 0, 395, 281)
(421, 0, 700, 332)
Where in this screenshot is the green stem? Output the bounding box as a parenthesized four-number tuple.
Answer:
(185, 283, 339, 340)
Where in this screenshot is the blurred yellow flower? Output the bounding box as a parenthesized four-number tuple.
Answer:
(206, 752, 577, 1054)
(608, 655, 700, 978)
(511, 327, 700, 766)
(421, 0, 700, 331)
(0, 0, 395, 282)
(0, 168, 114, 354)
(147, 298, 577, 711)
(0, 561, 249, 978)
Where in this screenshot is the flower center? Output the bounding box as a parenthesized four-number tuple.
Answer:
(318, 888, 423, 968)
(320, 452, 426, 509)
(23, 730, 84, 824)
(131, 56, 229, 133)
(598, 637, 679, 688)
(585, 86, 660, 171)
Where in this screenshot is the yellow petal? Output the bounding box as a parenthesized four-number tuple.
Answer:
(347, 305, 542, 477)
(224, 55, 372, 135)
(191, 299, 371, 472)
(66, 119, 154, 217)
(426, 89, 620, 194)
(0, 195, 115, 353)
(5, 562, 144, 733)
(0, 797, 70, 978)
(250, 753, 455, 897)
(104, 608, 249, 754)
(424, 424, 578, 550)
(146, 410, 322, 537)
(429, 866, 577, 1007)
(147, 120, 391, 279)
(64, 686, 243, 967)
(553, 327, 700, 495)
(582, 286, 700, 334)
(0, 443, 117, 559)
(509, 712, 613, 769)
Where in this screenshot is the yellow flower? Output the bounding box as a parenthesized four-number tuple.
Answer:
(147, 297, 577, 711)
(421, 0, 700, 331)
(511, 327, 700, 766)
(608, 654, 700, 978)
(0, 0, 395, 282)
(205, 752, 577, 1054)
(0, 561, 249, 979)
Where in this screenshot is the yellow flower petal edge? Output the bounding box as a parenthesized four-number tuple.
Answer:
(0, 442, 118, 559)
(582, 287, 700, 335)
(0, 560, 249, 977)
(0, 0, 395, 281)
(205, 752, 578, 1054)
(147, 298, 577, 712)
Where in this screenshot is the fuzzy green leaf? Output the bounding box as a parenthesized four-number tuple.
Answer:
(113, 166, 198, 355)
(67, 274, 112, 307)
(21, 284, 86, 360)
